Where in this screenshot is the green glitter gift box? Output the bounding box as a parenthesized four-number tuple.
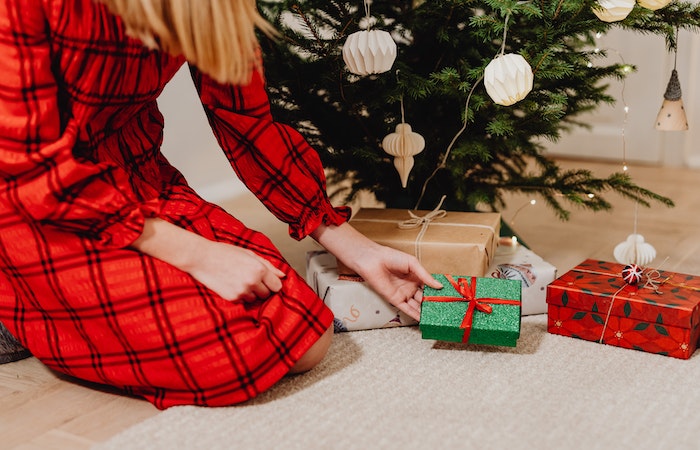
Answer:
(420, 274, 522, 346)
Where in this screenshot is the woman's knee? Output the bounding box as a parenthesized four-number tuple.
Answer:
(288, 325, 333, 374)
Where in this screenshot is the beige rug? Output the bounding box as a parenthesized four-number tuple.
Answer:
(95, 317, 700, 449)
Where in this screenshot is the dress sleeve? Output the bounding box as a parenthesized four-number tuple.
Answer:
(190, 64, 350, 240)
(0, 2, 159, 249)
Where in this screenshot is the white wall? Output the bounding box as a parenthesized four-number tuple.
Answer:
(158, 66, 247, 203)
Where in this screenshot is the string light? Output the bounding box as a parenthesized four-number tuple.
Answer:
(509, 199, 537, 225)
(591, 32, 659, 267)
(498, 198, 536, 252)
(589, 33, 631, 173)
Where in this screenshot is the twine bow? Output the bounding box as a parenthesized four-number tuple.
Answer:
(641, 269, 664, 294)
(398, 195, 447, 262)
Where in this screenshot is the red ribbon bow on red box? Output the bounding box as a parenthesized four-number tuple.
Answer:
(424, 275, 519, 343)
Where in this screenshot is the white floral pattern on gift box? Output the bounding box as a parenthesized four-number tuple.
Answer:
(486, 245, 556, 316)
(492, 263, 537, 287)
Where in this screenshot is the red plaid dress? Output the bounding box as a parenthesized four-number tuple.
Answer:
(0, 0, 349, 408)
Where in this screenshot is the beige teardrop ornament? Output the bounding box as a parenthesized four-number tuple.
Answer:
(382, 123, 425, 188)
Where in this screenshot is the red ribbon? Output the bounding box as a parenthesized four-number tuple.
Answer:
(423, 275, 520, 343)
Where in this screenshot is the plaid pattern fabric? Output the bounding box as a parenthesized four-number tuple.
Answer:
(0, 0, 348, 408)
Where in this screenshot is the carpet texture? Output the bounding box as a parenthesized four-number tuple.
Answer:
(95, 317, 700, 450)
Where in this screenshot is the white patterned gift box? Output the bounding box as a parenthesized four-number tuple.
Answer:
(486, 244, 556, 316)
(305, 251, 416, 332)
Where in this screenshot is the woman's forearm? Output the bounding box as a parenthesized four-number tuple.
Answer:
(130, 218, 285, 301)
(310, 222, 380, 273)
(130, 218, 205, 271)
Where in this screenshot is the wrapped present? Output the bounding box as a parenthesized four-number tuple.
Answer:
(547, 259, 700, 359)
(305, 251, 417, 332)
(420, 274, 521, 346)
(338, 207, 500, 277)
(487, 244, 556, 316)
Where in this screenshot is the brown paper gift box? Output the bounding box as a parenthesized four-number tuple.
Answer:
(338, 208, 500, 277)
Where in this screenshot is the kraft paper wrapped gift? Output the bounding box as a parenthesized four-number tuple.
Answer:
(305, 251, 417, 332)
(547, 259, 700, 359)
(337, 208, 501, 277)
(420, 274, 521, 346)
(487, 244, 557, 316)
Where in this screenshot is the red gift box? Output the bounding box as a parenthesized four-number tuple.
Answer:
(547, 259, 700, 359)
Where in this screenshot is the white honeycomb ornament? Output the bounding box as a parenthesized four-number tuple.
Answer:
(613, 233, 657, 266)
(382, 123, 425, 188)
(484, 53, 534, 106)
(342, 29, 397, 76)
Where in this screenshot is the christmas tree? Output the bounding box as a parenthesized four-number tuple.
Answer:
(257, 0, 700, 218)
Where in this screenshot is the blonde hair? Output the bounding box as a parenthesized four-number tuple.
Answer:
(97, 0, 277, 84)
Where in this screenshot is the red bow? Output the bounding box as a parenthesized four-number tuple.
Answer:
(424, 275, 519, 343)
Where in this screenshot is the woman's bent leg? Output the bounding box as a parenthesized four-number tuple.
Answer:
(0, 203, 334, 408)
(289, 325, 333, 374)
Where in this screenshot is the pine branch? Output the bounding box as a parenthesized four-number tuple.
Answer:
(258, 0, 694, 218)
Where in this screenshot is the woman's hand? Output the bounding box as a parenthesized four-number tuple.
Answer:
(311, 222, 442, 321)
(352, 244, 442, 321)
(183, 240, 286, 302)
(132, 218, 285, 302)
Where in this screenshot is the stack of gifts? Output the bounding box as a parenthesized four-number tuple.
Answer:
(306, 206, 526, 347)
(306, 206, 501, 332)
(547, 259, 700, 359)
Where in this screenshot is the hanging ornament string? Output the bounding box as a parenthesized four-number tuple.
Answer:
(414, 74, 483, 209)
(591, 33, 660, 266)
(497, 11, 510, 57)
(673, 28, 678, 71)
(619, 52, 630, 173)
(363, 0, 371, 28)
(413, 12, 515, 210)
(613, 202, 657, 265)
(592, 33, 632, 173)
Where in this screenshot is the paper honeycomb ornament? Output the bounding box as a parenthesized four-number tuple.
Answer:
(484, 53, 534, 106)
(382, 123, 425, 188)
(613, 233, 657, 266)
(342, 29, 397, 76)
(637, 0, 672, 10)
(592, 0, 635, 22)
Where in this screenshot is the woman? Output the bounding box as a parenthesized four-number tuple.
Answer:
(0, 0, 440, 408)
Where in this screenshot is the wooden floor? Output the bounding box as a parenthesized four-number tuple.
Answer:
(1, 158, 699, 449)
